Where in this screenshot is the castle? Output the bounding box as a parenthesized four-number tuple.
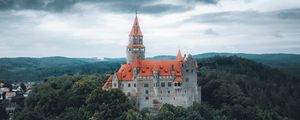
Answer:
(102, 14, 201, 110)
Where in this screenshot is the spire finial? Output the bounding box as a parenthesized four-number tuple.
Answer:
(135, 9, 138, 16)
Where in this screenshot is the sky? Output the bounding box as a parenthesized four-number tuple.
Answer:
(0, 0, 300, 58)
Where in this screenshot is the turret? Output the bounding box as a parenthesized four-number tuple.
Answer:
(126, 14, 145, 64)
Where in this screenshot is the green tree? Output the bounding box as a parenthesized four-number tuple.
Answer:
(125, 109, 142, 120)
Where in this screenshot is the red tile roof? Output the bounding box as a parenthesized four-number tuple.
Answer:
(176, 49, 183, 61)
(116, 59, 183, 82)
(102, 75, 113, 90)
(129, 16, 143, 36)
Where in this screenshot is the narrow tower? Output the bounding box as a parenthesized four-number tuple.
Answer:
(126, 14, 145, 64)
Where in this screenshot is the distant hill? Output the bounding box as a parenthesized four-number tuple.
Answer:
(193, 53, 300, 78)
(147, 53, 300, 78)
(0, 53, 299, 82)
(0, 57, 121, 82)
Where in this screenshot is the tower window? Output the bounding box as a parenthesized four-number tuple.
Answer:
(128, 48, 131, 51)
(168, 82, 172, 87)
(161, 82, 165, 87)
(145, 90, 149, 94)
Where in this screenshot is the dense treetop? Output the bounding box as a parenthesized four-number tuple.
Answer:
(1, 56, 298, 120)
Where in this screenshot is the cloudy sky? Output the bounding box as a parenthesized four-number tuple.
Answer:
(0, 0, 299, 58)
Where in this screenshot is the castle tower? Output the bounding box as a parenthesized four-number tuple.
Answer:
(126, 14, 145, 64)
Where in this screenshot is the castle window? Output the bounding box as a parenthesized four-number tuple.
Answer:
(168, 82, 172, 87)
(134, 83, 136, 87)
(145, 90, 149, 94)
(191, 69, 194, 72)
(186, 78, 189, 82)
(128, 83, 131, 87)
(186, 69, 189, 72)
(161, 82, 165, 87)
(144, 83, 149, 87)
(174, 83, 178, 86)
(128, 48, 131, 51)
(178, 83, 181, 86)
(114, 83, 117, 87)
(168, 91, 170, 94)
(145, 96, 149, 100)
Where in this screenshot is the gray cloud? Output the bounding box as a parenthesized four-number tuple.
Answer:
(187, 8, 300, 25)
(204, 28, 219, 36)
(0, 0, 218, 14)
(185, 0, 220, 4)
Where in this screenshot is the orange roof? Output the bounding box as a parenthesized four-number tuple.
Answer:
(102, 75, 113, 90)
(174, 76, 183, 82)
(128, 44, 145, 48)
(116, 59, 183, 82)
(139, 60, 182, 77)
(129, 16, 143, 36)
(117, 64, 134, 81)
(176, 49, 183, 61)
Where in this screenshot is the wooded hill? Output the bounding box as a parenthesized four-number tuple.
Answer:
(1, 56, 298, 120)
(0, 53, 299, 82)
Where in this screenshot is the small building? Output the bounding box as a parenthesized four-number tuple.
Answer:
(5, 92, 16, 100)
(103, 14, 201, 110)
(0, 82, 4, 88)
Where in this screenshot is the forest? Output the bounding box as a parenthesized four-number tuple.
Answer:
(1, 53, 300, 82)
(0, 56, 299, 120)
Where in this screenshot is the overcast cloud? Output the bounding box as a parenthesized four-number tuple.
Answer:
(0, 0, 299, 58)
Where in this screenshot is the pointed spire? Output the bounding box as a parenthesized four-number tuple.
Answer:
(176, 49, 183, 61)
(133, 54, 139, 67)
(129, 13, 143, 36)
